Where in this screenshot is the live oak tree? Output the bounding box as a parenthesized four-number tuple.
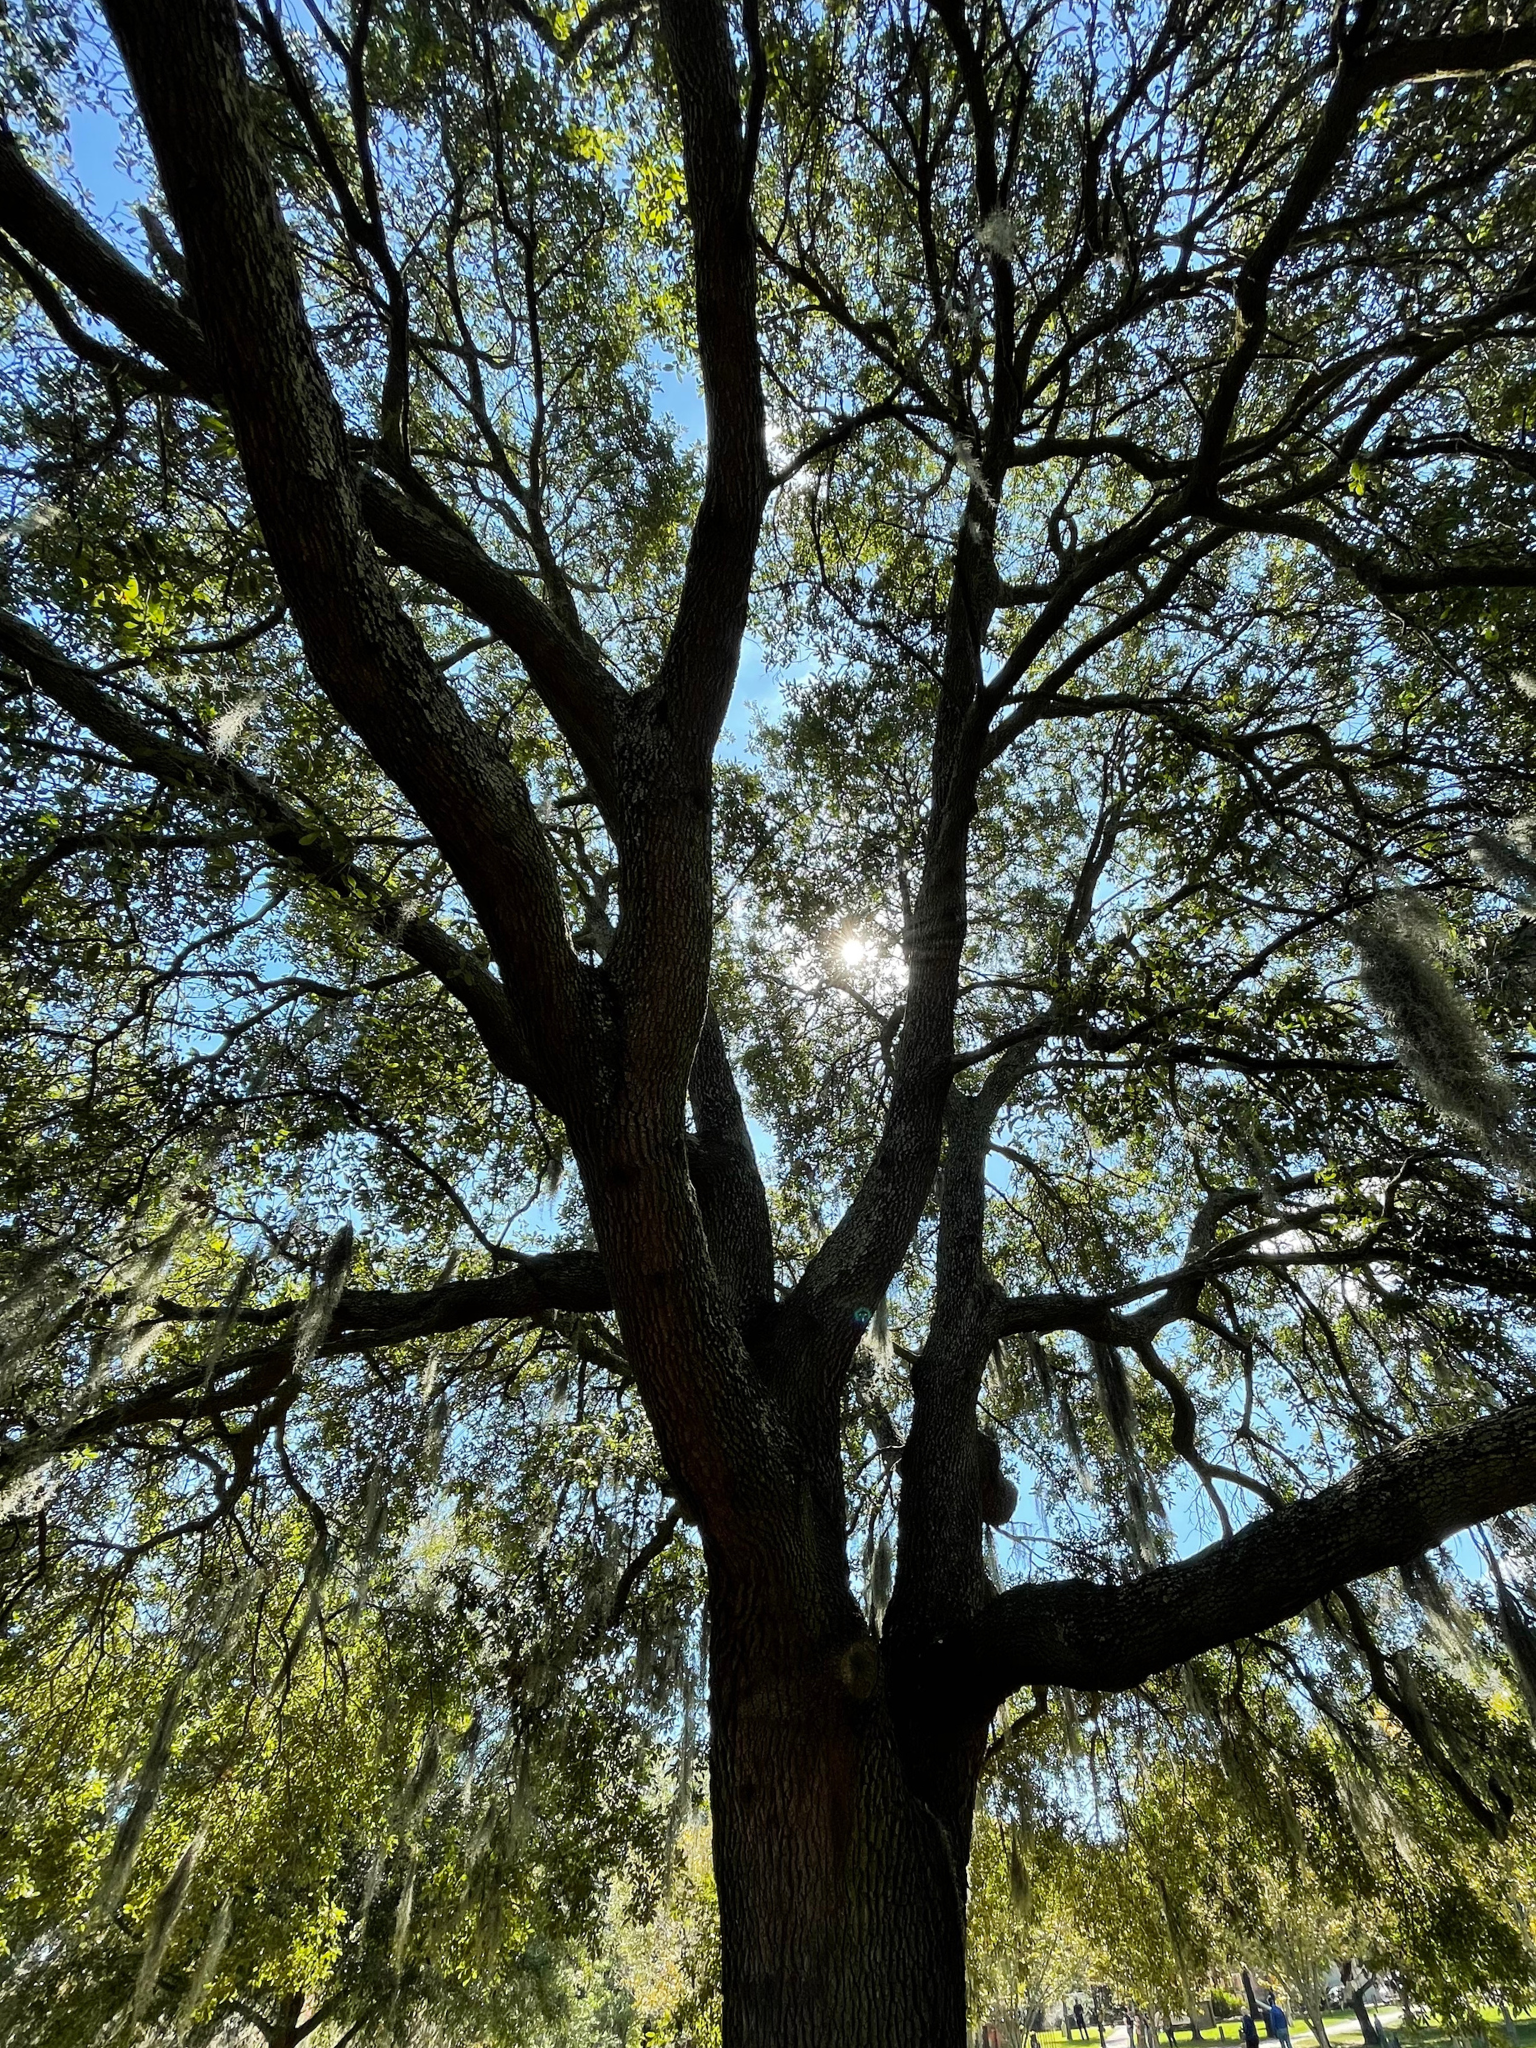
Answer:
(3, 0, 1536, 2038)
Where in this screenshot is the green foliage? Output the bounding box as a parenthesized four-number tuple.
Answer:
(0, 1271, 694, 2042)
(601, 1820, 722, 2048)
(972, 1636, 1536, 2041)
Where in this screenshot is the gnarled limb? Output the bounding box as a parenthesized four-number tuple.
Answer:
(956, 1396, 1536, 1707)
(0, 1249, 613, 1493)
(222, 1249, 614, 1342)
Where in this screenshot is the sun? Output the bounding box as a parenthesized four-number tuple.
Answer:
(839, 935, 867, 967)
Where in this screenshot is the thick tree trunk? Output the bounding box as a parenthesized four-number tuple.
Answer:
(565, 1098, 980, 2047)
(709, 1588, 973, 2048)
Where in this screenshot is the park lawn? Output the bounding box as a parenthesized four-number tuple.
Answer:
(1025, 2015, 1536, 2048)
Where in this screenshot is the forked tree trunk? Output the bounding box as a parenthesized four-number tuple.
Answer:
(1345, 1986, 1379, 2044)
(709, 1590, 976, 2047)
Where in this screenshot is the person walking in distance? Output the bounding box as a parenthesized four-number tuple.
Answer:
(1241, 2010, 1260, 2048)
(1076, 2001, 1089, 2039)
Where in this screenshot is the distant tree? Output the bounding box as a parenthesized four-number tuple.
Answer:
(0, 1343, 689, 2044)
(966, 1795, 1098, 2041)
(2, 0, 1536, 2038)
(601, 1819, 724, 2048)
(986, 1663, 1536, 2048)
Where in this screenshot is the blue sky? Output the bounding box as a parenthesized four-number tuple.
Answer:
(67, 102, 135, 211)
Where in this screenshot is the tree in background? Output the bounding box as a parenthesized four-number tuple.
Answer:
(3, 0, 1536, 2037)
(0, 1317, 696, 2044)
(603, 1820, 724, 2048)
(974, 1650, 1536, 2048)
(966, 1785, 1099, 2040)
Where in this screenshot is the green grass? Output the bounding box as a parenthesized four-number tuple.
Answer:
(1022, 2016, 1536, 2048)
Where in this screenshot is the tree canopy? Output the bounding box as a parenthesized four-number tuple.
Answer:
(2, 0, 1536, 2035)
(968, 1677, 1536, 2046)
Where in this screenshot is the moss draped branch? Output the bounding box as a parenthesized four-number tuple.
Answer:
(956, 1397, 1536, 1707)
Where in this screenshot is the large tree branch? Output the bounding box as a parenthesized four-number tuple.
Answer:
(0, 227, 185, 392)
(0, 607, 530, 1070)
(0, 126, 626, 824)
(103, 0, 595, 1102)
(205, 1247, 612, 1345)
(0, 124, 215, 386)
(774, 510, 1181, 1374)
(883, 1091, 1011, 1646)
(0, 1250, 612, 1488)
(1356, 25, 1536, 90)
(590, 0, 772, 1111)
(1209, 495, 1536, 596)
(770, 582, 989, 1404)
(650, 0, 769, 765)
(956, 1397, 1536, 1709)
(687, 1006, 776, 1338)
(355, 472, 624, 812)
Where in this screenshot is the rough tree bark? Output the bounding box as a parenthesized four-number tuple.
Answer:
(5, 0, 1536, 2038)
